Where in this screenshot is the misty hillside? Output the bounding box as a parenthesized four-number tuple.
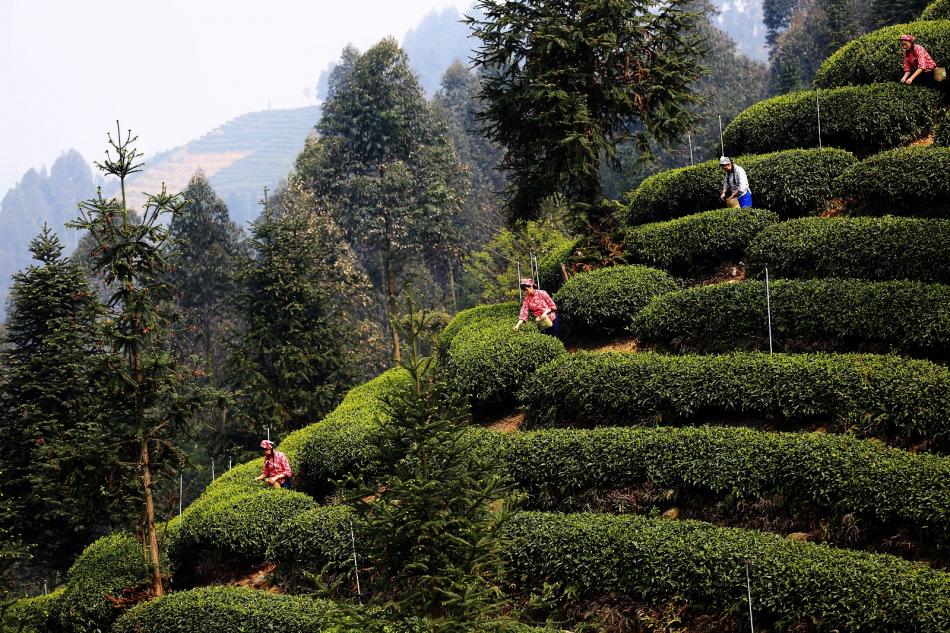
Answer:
(118, 105, 321, 226)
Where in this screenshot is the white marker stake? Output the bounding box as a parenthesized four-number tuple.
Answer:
(816, 88, 823, 149)
(179, 474, 183, 522)
(211, 459, 215, 482)
(746, 562, 756, 633)
(719, 114, 725, 156)
(688, 133, 694, 166)
(350, 521, 362, 602)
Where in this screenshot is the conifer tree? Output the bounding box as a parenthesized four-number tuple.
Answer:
(301, 39, 465, 362)
(228, 184, 358, 435)
(68, 124, 217, 597)
(468, 0, 704, 228)
(167, 172, 244, 380)
(0, 226, 119, 576)
(337, 302, 515, 633)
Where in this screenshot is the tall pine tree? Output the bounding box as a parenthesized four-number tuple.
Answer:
(69, 125, 217, 597)
(468, 0, 704, 228)
(228, 183, 361, 435)
(167, 172, 244, 382)
(0, 226, 122, 579)
(300, 39, 465, 362)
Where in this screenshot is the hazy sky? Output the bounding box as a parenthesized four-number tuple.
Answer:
(1, 0, 472, 197)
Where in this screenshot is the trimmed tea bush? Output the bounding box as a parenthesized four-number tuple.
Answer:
(294, 368, 409, 495)
(538, 237, 583, 293)
(267, 505, 356, 572)
(112, 586, 347, 633)
(505, 512, 950, 632)
(816, 20, 950, 86)
(519, 351, 950, 446)
(746, 216, 950, 282)
(625, 148, 856, 224)
(166, 458, 318, 578)
(552, 265, 678, 335)
(56, 533, 155, 632)
(4, 587, 64, 633)
(501, 426, 950, 536)
(722, 83, 941, 156)
(625, 208, 778, 275)
(923, 0, 950, 19)
(441, 304, 566, 405)
(834, 145, 950, 216)
(631, 278, 950, 355)
(437, 302, 521, 352)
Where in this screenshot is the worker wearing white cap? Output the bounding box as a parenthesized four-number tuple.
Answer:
(719, 157, 752, 208)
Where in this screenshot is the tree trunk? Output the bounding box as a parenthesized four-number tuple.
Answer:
(140, 438, 164, 597)
(447, 263, 458, 314)
(385, 247, 401, 364)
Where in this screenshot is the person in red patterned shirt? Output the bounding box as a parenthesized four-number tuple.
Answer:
(255, 439, 294, 489)
(900, 34, 941, 90)
(513, 277, 560, 337)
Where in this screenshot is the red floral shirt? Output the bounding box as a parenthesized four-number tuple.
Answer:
(904, 44, 937, 72)
(519, 290, 557, 322)
(262, 450, 293, 479)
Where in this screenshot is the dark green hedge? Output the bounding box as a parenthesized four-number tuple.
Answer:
(552, 266, 678, 336)
(504, 512, 950, 632)
(437, 302, 521, 352)
(294, 368, 409, 495)
(625, 208, 778, 276)
(537, 237, 583, 294)
(440, 303, 565, 405)
(746, 216, 950, 282)
(518, 351, 950, 447)
(936, 110, 950, 146)
(500, 426, 950, 537)
(834, 145, 950, 216)
(56, 533, 154, 633)
(112, 587, 348, 633)
(922, 0, 950, 19)
(722, 83, 941, 156)
(631, 278, 950, 355)
(3, 588, 64, 633)
(167, 479, 317, 577)
(624, 148, 857, 224)
(816, 21, 950, 86)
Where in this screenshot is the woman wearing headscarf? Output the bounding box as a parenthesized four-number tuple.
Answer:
(254, 439, 294, 489)
(513, 277, 560, 337)
(900, 34, 941, 89)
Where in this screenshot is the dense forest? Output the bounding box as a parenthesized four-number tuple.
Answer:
(3, 0, 950, 630)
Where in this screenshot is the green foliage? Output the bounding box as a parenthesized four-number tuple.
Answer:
(922, 0, 950, 19)
(936, 110, 950, 146)
(468, 0, 703, 225)
(441, 306, 565, 405)
(68, 125, 218, 597)
(504, 512, 950, 632)
(166, 464, 316, 578)
(3, 587, 64, 633)
(632, 278, 950, 355)
(833, 145, 950, 216)
(519, 351, 950, 447)
(816, 20, 950, 86)
(292, 367, 409, 496)
(746, 216, 950, 282)
(624, 148, 857, 224)
(228, 193, 357, 435)
(625, 208, 779, 276)
(500, 426, 950, 539)
(552, 266, 678, 336)
(112, 586, 347, 633)
(536, 238, 582, 294)
(303, 39, 466, 361)
(722, 83, 941, 156)
(463, 219, 573, 305)
(0, 226, 120, 575)
(333, 308, 516, 632)
(267, 506, 356, 573)
(56, 533, 153, 632)
(872, 0, 935, 25)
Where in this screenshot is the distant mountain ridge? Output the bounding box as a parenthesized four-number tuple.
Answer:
(117, 105, 321, 227)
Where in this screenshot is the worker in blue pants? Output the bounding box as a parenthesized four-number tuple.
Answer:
(720, 156, 752, 208)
